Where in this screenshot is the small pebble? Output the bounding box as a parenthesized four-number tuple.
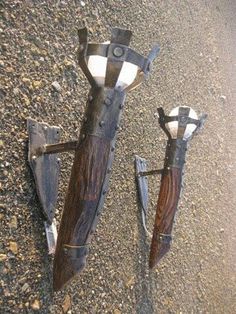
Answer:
(52, 81, 61, 92)
(220, 95, 226, 101)
(62, 294, 71, 313)
(31, 299, 40, 311)
(32, 80, 42, 89)
(0, 253, 7, 261)
(21, 283, 30, 293)
(9, 241, 18, 254)
(9, 216, 17, 229)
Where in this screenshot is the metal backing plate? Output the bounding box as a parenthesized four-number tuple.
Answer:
(135, 155, 148, 216)
(27, 118, 60, 223)
(44, 220, 58, 255)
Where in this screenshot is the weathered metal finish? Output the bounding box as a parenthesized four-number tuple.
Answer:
(44, 220, 58, 255)
(135, 156, 149, 234)
(164, 139, 188, 169)
(43, 141, 77, 155)
(135, 156, 163, 235)
(53, 90, 125, 291)
(135, 107, 206, 269)
(138, 169, 163, 177)
(53, 27, 159, 291)
(27, 118, 60, 223)
(78, 27, 160, 90)
(157, 107, 201, 140)
(80, 87, 126, 140)
(26, 27, 159, 290)
(149, 107, 207, 268)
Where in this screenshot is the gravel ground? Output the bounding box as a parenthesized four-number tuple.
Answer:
(0, 1, 236, 313)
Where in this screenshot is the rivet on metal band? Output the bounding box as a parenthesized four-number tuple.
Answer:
(113, 46, 124, 57)
(158, 233, 172, 244)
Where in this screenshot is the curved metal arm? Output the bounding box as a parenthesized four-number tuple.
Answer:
(77, 27, 160, 90)
(77, 27, 97, 87)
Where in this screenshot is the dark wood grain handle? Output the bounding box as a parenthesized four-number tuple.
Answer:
(149, 167, 182, 268)
(53, 134, 111, 290)
(52, 85, 126, 291)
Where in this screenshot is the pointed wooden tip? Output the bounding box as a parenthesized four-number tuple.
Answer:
(149, 241, 170, 269)
(53, 249, 87, 291)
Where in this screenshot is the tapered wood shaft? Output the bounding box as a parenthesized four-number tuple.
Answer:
(149, 168, 182, 268)
(52, 84, 126, 290)
(53, 135, 111, 291)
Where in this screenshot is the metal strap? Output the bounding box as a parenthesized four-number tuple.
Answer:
(177, 107, 190, 138)
(86, 43, 109, 56)
(147, 45, 160, 64)
(111, 27, 132, 45)
(164, 138, 187, 169)
(105, 59, 123, 88)
(43, 141, 77, 155)
(78, 27, 159, 89)
(77, 28, 96, 87)
(194, 113, 208, 135)
(137, 169, 163, 177)
(124, 71, 144, 92)
(158, 233, 172, 244)
(105, 28, 130, 88)
(126, 48, 149, 71)
(86, 43, 150, 71)
(164, 116, 199, 125)
(63, 244, 89, 258)
(157, 107, 172, 138)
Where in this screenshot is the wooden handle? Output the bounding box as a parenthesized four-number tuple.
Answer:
(149, 167, 182, 269)
(53, 134, 111, 291)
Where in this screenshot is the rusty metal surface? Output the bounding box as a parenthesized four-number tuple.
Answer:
(80, 87, 126, 140)
(164, 139, 188, 169)
(52, 27, 159, 290)
(77, 27, 159, 91)
(135, 155, 149, 234)
(43, 141, 77, 155)
(135, 156, 149, 215)
(27, 118, 61, 223)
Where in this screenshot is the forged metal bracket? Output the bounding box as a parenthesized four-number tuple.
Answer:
(135, 155, 149, 234)
(27, 118, 61, 224)
(44, 219, 58, 255)
(135, 155, 163, 236)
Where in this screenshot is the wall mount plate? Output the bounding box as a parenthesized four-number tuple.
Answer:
(27, 118, 61, 224)
(135, 155, 149, 218)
